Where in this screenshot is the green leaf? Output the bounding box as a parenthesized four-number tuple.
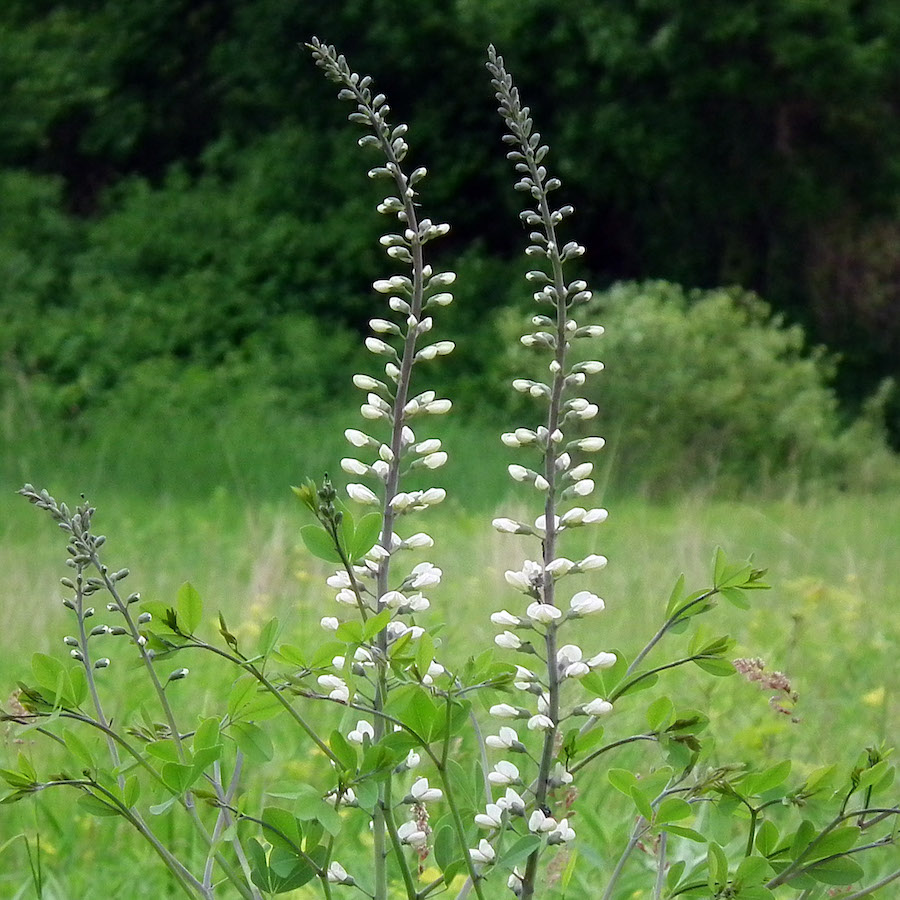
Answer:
(713, 547, 728, 586)
(329, 730, 357, 772)
(63, 728, 95, 769)
(300, 525, 342, 563)
(351, 513, 382, 561)
(655, 796, 693, 824)
(193, 717, 221, 751)
(607, 768, 638, 797)
(744, 760, 792, 795)
(310, 640, 346, 668)
(809, 826, 861, 860)
(664, 573, 687, 617)
(162, 761, 196, 794)
(708, 841, 729, 890)
(805, 855, 864, 886)
(755, 819, 779, 857)
(257, 617, 280, 659)
(146, 740, 181, 763)
(661, 824, 707, 842)
(647, 696, 675, 731)
(0, 769, 34, 789)
(362, 607, 392, 641)
(78, 794, 120, 818)
(630, 785, 653, 820)
(231, 722, 274, 763)
(31, 653, 65, 696)
(496, 834, 542, 870)
(416, 631, 435, 679)
(735, 856, 769, 886)
(275, 643, 307, 667)
(720, 586, 750, 609)
(123, 774, 140, 807)
(261, 806, 302, 854)
(433, 821, 459, 873)
(176, 582, 203, 634)
(694, 657, 735, 677)
(335, 620, 363, 643)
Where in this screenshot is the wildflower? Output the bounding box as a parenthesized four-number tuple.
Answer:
(397, 820, 428, 848)
(526, 602, 562, 624)
(475, 803, 504, 829)
(527, 714, 554, 731)
(508, 868, 524, 896)
(492, 517, 522, 534)
(327, 861, 354, 885)
(485, 726, 521, 750)
(495, 631, 522, 650)
(587, 651, 617, 669)
(528, 809, 557, 833)
(404, 750, 421, 770)
(469, 839, 495, 864)
(490, 610, 521, 627)
(410, 778, 442, 803)
(569, 591, 605, 616)
(317, 675, 350, 703)
(320, 616, 339, 631)
(548, 818, 576, 844)
(488, 761, 520, 786)
(577, 554, 608, 571)
(346, 483, 379, 505)
(408, 561, 442, 588)
(582, 698, 613, 717)
(347, 720, 374, 744)
(545, 557, 575, 576)
(496, 788, 526, 815)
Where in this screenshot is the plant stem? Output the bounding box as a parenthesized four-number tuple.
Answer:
(601, 818, 647, 900)
(653, 831, 668, 900)
(843, 867, 900, 899)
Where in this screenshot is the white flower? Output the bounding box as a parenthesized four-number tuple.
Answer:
(533, 514, 560, 535)
(572, 479, 595, 497)
(419, 487, 446, 505)
(352, 373, 383, 390)
(335, 589, 358, 606)
(580, 360, 604, 374)
(415, 438, 442, 454)
(496, 788, 526, 815)
(425, 399, 452, 415)
(475, 803, 505, 829)
(411, 777, 443, 803)
(575, 436, 606, 452)
(379, 590, 406, 609)
(495, 630, 522, 650)
(346, 483, 379, 505)
(557, 644, 583, 667)
(490, 610, 521, 627)
(348, 720, 374, 744)
(469, 839, 495, 864)
(488, 761, 520, 786)
(508, 464, 530, 482)
(537, 693, 551, 715)
(490, 703, 523, 719)
(569, 591, 605, 616)
(545, 557, 575, 576)
(485, 726, 520, 750)
(549, 762, 574, 786)
(584, 507, 609, 524)
(402, 532, 434, 549)
(404, 750, 421, 769)
(578, 554, 608, 571)
(583, 698, 614, 717)
(421, 451, 448, 469)
(326, 571, 352, 589)
(397, 820, 428, 848)
(409, 561, 442, 588)
(508, 868, 524, 895)
(563, 662, 590, 679)
(525, 602, 562, 624)
(528, 809, 557, 833)
(317, 675, 350, 703)
(500, 432, 520, 447)
(492, 517, 522, 534)
(327, 861, 353, 884)
(365, 337, 393, 355)
(587, 651, 618, 669)
(568, 463, 593, 480)
(320, 616, 339, 631)
(534, 475, 550, 491)
(560, 507, 585, 526)
(527, 714, 554, 731)
(504, 560, 541, 593)
(344, 428, 373, 448)
(549, 818, 576, 844)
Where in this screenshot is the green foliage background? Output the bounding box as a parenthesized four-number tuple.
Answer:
(2, 0, 899, 495)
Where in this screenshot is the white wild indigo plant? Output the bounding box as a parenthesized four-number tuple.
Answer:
(3, 38, 899, 900)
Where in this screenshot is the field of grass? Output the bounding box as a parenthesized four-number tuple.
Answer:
(1, 464, 897, 898)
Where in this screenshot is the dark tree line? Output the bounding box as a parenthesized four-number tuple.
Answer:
(2, 0, 899, 439)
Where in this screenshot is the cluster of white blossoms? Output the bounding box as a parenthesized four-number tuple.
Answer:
(464, 45, 620, 896)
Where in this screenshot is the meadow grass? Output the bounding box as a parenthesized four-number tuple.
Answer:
(2, 462, 897, 897)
